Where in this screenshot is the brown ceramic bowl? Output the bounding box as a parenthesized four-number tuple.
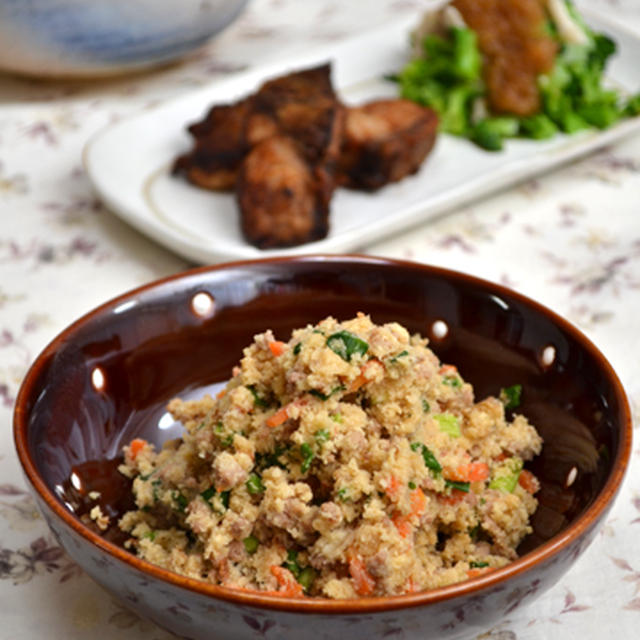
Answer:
(14, 255, 631, 640)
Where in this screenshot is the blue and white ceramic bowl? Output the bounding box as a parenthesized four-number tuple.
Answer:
(0, 0, 250, 77)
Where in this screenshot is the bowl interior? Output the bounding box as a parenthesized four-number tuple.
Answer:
(20, 257, 626, 566)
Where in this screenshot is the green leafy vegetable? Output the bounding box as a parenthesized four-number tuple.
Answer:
(500, 384, 523, 410)
(326, 331, 369, 362)
(172, 491, 188, 513)
(395, 7, 640, 151)
(200, 486, 216, 503)
(433, 413, 461, 438)
(293, 342, 302, 355)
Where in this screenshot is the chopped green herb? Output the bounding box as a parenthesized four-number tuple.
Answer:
(411, 442, 443, 474)
(500, 384, 523, 410)
(243, 535, 259, 555)
(220, 490, 230, 509)
(300, 443, 314, 473)
(152, 479, 162, 502)
(141, 530, 156, 541)
(297, 566, 318, 593)
(247, 385, 269, 408)
(326, 331, 369, 362)
(283, 549, 301, 577)
(195, 421, 206, 431)
(200, 486, 216, 503)
(422, 398, 431, 413)
(469, 560, 490, 569)
(293, 342, 302, 355)
(408, 481, 417, 490)
(445, 480, 470, 493)
(314, 429, 330, 444)
(434, 413, 461, 438)
(255, 445, 288, 471)
(442, 375, 462, 388)
(337, 488, 350, 502)
(172, 491, 189, 512)
(390, 350, 409, 363)
(312, 329, 325, 335)
(330, 412, 343, 423)
(214, 421, 224, 433)
(309, 385, 345, 401)
(468, 524, 480, 540)
(246, 473, 265, 495)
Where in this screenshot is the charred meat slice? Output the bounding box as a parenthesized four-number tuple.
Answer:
(172, 99, 249, 191)
(452, 0, 557, 117)
(236, 136, 329, 249)
(337, 99, 438, 191)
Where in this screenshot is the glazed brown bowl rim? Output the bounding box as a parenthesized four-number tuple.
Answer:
(13, 254, 633, 614)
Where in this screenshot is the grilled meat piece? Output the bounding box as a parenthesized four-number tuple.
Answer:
(173, 99, 250, 191)
(452, 0, 557, 117)
(337, 99, 438, 191)
(237, 64, 343, 247)
(237, 136, 329, 249)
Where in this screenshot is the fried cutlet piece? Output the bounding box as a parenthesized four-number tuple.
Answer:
(237, 136, 329, 249)
(337, 99, 438, 191)
(453, 0, 557, 117)
(172, 99, 249, 191)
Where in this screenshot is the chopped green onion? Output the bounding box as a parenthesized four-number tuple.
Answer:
(434, 413, 461, 438)
(411, 442, 443, 474)
(246, 473, 265, 495)
(422, 399, 431, 413)
(309, 385, 345, 401)
(442, 375, 462, 388)
(314, 429, 330, 444)
(445, 480, 470, 493)
(326, 331, 369, 362)
(300, 443, 314, 473)
(489, 459, 523, 493)
(172, 491, 189, 512)
(283, 549, 301, 577)
(220, 490, 230, 509)
(390, 350, 409, 363)
(337, 488, 350, 502)
(330, 413, 343, 423)
(200, 486, 216, 502)
(243, 535, 259, 555)
(293, 342, 302, 355)
(247, 385, 269, 408)
(141, 530, 156, 541)
(469, 560, 489, 569)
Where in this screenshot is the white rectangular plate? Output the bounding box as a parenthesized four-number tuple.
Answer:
(84, 9, 640, 264)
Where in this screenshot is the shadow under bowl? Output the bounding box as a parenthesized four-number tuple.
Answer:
(14, 255, 632, 640)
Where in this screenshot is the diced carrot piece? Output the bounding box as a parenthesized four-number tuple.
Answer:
(439, 364, 458, 375)
(266, 406, 289, 428)
(518, 469, 540, 494)
(348, 359, 382, 393)
(405, 577, 418, 593)
(409, 487, 427, 516)
(216, 388, 227, 399)
(269, 566, 304, 597)
(385, 475, 402, 502)
(443, 462, 489, 483)
(269, 341, 286, 357)
(129, 438, 147, 460)
(392, 512, 413, 538)
(348, 555, 376, 596)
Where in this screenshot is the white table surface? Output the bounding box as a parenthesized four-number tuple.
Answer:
(1, 1, 639, 638)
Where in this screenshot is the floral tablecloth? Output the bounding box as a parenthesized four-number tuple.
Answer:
(1, 1, 639, 638)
